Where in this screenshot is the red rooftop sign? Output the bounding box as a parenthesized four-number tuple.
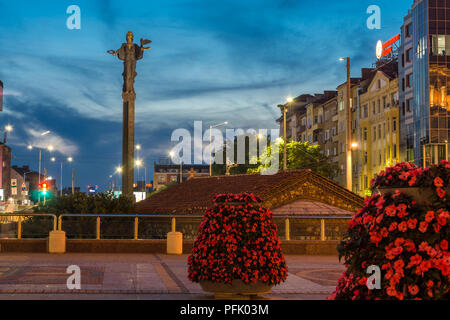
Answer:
(376, 34, 400, 59)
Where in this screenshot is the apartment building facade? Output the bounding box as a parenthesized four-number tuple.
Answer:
(358, 66, 400, 195)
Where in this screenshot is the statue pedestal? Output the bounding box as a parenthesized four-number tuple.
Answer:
(167, 232, 183, 255)
(48, 231, 66, 254)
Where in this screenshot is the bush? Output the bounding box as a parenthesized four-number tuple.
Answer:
(188, 193, 288, 285)
(330, 161, 449, 300)
(33, 192, 135, 214)
(29, 192, 136, 239)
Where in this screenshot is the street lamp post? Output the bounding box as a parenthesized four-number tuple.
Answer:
(209, 122, 228, 176)
(278, 97, 292, 172)
(340, 57, 352, 191)
(3, 125, 13, 144)
(51, 156, 73, 197)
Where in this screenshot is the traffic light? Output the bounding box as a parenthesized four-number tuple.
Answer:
(40, 182, 48, 195)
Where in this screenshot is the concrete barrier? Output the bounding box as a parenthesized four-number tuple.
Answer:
(47, 231, 66, 254)
(167, 232, 183, 255)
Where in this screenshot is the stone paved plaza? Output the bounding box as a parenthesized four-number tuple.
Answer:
(0, 254, 343, 300)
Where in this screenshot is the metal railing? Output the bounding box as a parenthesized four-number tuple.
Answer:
(1, 213, 351, 241)
(0, 213, 57, 239)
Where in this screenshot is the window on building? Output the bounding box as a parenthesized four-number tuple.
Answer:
(406, 73, 413, 88)
(393, 117, 397, 132)
(405, 23, 412, 38)
(393, 144, 397, 159)
(373, 126, 377, 141)
(363, 104, 368, 118)
(431, 35, 450, 56)
(339, 100, 344, 111)
(341, 143, 345, 153)
(341, 121, 345, 132)
(363, 127, 367, 141)
(372, 101, 376, 115)
(406, 98, 413, 112)
(383, 123, 386, 138)
(364, 152, 368, 164)
(378, 124, 381, 140)
(332, 127, 337, 136)
(377, 100, 381, 113)
(406, 48, 413, 62)
(333, 147, 337, 156)
(325, 130, 330, 141)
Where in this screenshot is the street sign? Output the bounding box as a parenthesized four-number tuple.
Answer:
(11, 179, 17, 187)
(21, 182, 27, 195)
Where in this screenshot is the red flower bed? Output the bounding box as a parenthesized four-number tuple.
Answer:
(330, 161, 450, 300)
(188, 193, 288, 285)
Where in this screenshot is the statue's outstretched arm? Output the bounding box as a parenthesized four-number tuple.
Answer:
(107, 49, 119, 55)
(140, 38, 152, 51)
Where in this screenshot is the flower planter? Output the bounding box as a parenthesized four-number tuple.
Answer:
(199, 280, 273, 299)
(377, 187, 449, 206)
(188, 193, 287, 299)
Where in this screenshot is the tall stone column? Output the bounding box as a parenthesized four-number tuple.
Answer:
(122, 92, 136, 198)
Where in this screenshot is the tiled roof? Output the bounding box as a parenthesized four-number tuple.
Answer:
(136, 170, 363, 215)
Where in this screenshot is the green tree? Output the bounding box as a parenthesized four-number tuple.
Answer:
(248, 140, 337, 179)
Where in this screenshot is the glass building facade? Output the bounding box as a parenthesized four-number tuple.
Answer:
(412, 0, 450, 166)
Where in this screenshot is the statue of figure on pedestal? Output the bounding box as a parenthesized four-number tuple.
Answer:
(108, 31, 151, 93)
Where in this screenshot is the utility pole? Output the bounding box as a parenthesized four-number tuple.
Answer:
(72, 168, 75, 195)
(346, 57, 352, 192)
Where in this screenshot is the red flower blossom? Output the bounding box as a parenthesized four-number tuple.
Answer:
(436, 188, 446, 198)
(407, 219, 417, 229)
(408, 285, 419, 296)
(434, 177, 444, 188)
(425, 211, 434, 223)
(419, 221, 428, 233)
(398, 222, 408, 232)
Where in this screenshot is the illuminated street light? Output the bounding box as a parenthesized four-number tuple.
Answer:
(351, 142, 359, 150)
(5, 125, 13, 132)
(27, 145, 33, 150)
(286, 97, 294, 103)
(135, 159, 143, 167)
(68, 157, 73, 162)
(41, 131, 51, 136)
(136, 145, 141, 151)
(47, 145, 54, 152)
(51, 157, 56, 162)
(116, 166, 123, 173)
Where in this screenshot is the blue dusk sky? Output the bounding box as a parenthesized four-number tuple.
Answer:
(0, 0, 412, 191)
